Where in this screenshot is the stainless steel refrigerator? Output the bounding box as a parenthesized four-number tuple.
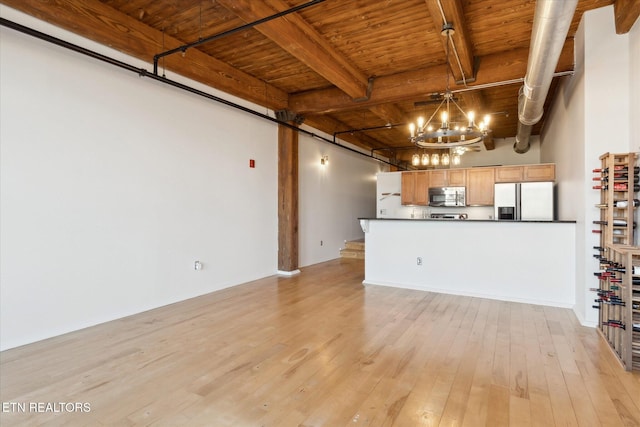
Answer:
(494, 182, 555, 220)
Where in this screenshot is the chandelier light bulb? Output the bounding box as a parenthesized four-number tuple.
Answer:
(467, 111, 475, 127)
(427, 125, 433, 132)
(412, 153, 420, 166)
(417, 117, 424, 129)
(441, 111, 448, 127)
(453, 154, 461, 165)
(431, 153, 440, 165)
(421, 153, 429, 166)
(484, 114, 491, 127)
(409, 122, 416, 137)
(442, 153, 450, 165)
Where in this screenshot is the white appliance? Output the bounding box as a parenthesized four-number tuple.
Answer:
(494, 182, 554, 220)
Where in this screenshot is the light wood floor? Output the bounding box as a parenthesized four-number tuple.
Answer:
(1, 258, 639, 426)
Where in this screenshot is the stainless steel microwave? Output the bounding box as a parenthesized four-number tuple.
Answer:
(429, 187, 466, 207)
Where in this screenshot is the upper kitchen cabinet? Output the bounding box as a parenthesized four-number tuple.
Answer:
(429, 169, 466, 188)
(495, 164, 555, 183)
(401, 171, 429, 206)
(495, 166, 524, 183)
(467, 168, 495, 206)
(523, 164, 555, 181)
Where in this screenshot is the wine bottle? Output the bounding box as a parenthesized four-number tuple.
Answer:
(602, 320, 625, 329)
(606, 265, 640, 275)
(612, 166, 640, 173)
(591, 175, 640, 184)
(612, 199, 640, 208)
(613, 183, 640, 191)
(593, 220, 635, 227)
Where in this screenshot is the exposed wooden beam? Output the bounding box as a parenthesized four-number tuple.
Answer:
(303, 114, 391, 154)
(278, 124, 299, 273)
(368, 104, 407, 128)
(290, 42, 574, 115)
(424, 0, 475, 83)
(215, 0, 369, 100)
(1, 0, 288, 110)
(613, 0, 640, 34)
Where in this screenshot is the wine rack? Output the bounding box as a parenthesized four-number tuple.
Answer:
(593, 246, 640, 370)
(592, 152, 640, 371)
(593, 152, 638, 246)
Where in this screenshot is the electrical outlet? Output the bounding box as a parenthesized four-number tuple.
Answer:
(417, 257, 423, 266)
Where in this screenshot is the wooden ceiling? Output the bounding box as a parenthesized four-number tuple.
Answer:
(3, 0, 639, 165)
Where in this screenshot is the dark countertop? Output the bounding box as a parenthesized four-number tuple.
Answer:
(359, 218, 576, 224)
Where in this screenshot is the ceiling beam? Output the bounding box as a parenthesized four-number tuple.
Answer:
(215, 0, 369, 100)
(424, 0, 475, 83)
(303, 114, 388, 154)
(290, 41, 574, 115)
(613, 0, 640, 34)
(1, 0, 289, 110)
(368, 104, 407, 128)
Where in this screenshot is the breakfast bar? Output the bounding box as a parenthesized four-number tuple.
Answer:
(360, 218, 576, 308)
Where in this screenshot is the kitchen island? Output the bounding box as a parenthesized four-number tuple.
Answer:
(360, 218, 576, 308)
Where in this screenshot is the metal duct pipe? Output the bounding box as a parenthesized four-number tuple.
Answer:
(514, 0, 578, 153)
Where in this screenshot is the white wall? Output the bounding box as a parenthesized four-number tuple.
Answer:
(364, 219, 575, 307)
(456, 136, 541, 167)
(298, 133, 383, 267)
(0, 7, 381, 350)
(541, 5, 637, 326)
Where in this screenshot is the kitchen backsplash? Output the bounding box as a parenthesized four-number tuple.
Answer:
(376, 171, 495, 220)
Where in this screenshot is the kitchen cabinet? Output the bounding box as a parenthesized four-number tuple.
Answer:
(401, 171, 429, 205)
(495, 164, 555, 183)
(466, 168, 495, 206)
(495, 166, 524, 183)
(429, 169, 466, 187)
(523, 164, 555, 181)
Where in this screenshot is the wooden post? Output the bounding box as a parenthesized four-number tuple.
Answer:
(278, 123, 299, 274)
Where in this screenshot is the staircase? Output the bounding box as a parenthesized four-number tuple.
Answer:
(340, 239, 365, 260)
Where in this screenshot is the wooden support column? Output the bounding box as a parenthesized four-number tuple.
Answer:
(278, 123, 300, 274)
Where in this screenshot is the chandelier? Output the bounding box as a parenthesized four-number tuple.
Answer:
(409, 23, 491, 165)
(411, 147, 466, 167)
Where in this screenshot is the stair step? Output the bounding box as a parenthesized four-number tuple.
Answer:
(344, 239, 365, 250)
(341, 239, 365, 259)
(339, 248, 365, 259)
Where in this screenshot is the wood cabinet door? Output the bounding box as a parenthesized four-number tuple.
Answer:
(467, 168, 495, 206)
(447, 169, 466, 186)
(523, 164, 555, 181)
(429, 170, 446, 188)
(414, 171, 429, 205)
(495, 166, 523, 182)
(401, 172, 415, 205)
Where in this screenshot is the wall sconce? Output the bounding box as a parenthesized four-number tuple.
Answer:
(320, 155, 329, 166)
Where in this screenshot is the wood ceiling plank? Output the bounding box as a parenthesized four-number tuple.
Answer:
(290, 42, 574, 115)
(368, 104, 406, 128)
(424, 0, 476, 83)
(613, 0, 640, 34)
(1, 0, 288, 110)
(215, 0, 369, 100)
